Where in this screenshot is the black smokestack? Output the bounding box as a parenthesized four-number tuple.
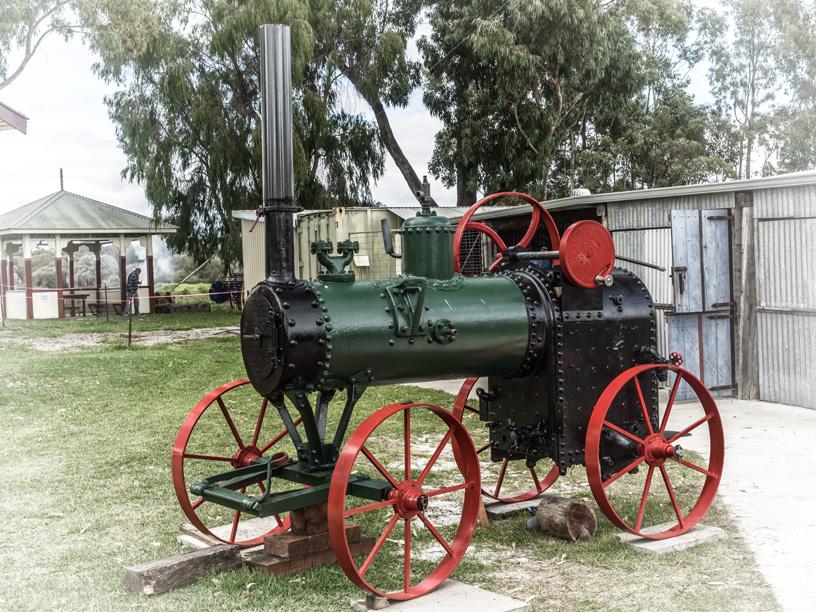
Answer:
(260, 24, 298, 282)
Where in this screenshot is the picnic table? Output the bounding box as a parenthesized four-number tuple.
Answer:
(64, 293, 89, 317)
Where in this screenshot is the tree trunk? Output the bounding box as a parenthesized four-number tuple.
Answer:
(348, 74, 436, 207)
(456, 172, 477, 207)
(527, 494, 597, 542)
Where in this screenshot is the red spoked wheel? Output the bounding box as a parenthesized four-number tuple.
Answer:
(172, 380, 302, 547)
(585, 365, 724, 539)
(328, 402, 480, 600)
(453, 378, 559, 502)
(453, 191, 560, 274)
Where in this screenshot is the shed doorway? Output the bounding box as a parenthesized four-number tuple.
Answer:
(667, 209, 736, 399)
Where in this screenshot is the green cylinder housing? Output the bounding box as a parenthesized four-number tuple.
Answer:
(400, 210, 456, 280)
(313, 274, 529, 385)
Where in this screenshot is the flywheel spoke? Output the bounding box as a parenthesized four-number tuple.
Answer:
(417, 428, 453, 485)
(216, 397, 245, 449)
(343, 498, 397, 518)
(660, 373, 683, 434)
(667, 413, 713, 444)
(251, 398, 268, 447)
(361, 445, 399, 488)
(404, 410, 411, 480)
(403, 517, 412, 593)
(671, 456, 719, 478)
(634, 465, 655, 531)
(426, 481, 472, 498)
(659, 465, 685, 528)
(418, 512, 453, 556)
(493, 459, 508, 497)
(603, 420, 645, 445)
(602, 456, 645, 488)
(633, 376, 654, 435)
(183, 452, 233, 462)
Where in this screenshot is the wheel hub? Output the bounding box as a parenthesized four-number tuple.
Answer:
(232, 445, 263, 468)
(389, 481, 428, 518)
(642, 433, 676, 466)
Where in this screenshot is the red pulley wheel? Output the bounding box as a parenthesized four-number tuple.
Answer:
(559, 220, 615, 288)
(328, 402, 480, 600)
(585, 364, 724, 539)
(453, 377, 559, 502)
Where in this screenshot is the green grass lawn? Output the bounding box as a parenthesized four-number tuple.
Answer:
(0, 314, 778, 611)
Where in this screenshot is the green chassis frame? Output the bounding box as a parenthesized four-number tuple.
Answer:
(188, 383, 391, 517)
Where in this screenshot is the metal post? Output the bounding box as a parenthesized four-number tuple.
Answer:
(128, 297, 133, 347)
(260, 24, 299, 282)
(104, 283, 109, 321)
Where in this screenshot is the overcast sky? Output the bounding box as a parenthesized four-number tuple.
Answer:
(0, 8, 715, 220)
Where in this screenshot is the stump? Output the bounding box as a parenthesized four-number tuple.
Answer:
(528, 494, 596, 542)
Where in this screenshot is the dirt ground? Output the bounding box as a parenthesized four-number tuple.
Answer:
(1, 324, 239, 351)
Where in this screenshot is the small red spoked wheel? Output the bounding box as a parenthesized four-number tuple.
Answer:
(328, 402, 480, 600)
(172, 380, 302, 547)
(453, 191, 560, 274)
(585, 365, 724, 540)
(453, 378, 559, 502)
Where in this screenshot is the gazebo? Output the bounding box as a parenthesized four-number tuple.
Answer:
(0, 187, 176, 319)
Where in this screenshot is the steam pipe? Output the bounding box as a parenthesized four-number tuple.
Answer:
(259, 24, 298, 282)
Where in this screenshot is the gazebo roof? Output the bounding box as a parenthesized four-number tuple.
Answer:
(0, 190, 177, 236)
(0, 100, 27, 134)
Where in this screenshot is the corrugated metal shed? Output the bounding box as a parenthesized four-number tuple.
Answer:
(0, 190, 176, 235)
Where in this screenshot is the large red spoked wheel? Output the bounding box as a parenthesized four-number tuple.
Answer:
(585, 365, 724, 540)
(328, 402, 480, 600)
(453, 377, 559, 502)
(453, 191, 560, 274)
(172, 380, 301, 547)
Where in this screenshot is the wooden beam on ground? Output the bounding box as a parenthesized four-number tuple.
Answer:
(124, 544, 241, 596)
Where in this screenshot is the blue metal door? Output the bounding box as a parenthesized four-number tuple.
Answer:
(667, 209, 735, 399)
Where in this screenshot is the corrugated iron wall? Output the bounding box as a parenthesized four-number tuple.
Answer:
(754, 185, 816, 408)
(606, 193, 733, 230)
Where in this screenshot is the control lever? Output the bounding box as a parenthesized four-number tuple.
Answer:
(381, 219, 402, 259)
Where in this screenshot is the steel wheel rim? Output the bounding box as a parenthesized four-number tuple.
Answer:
(328, 402, 481, 600)
(585, 365, 724, 539)
(453, 377, 559, 502)
(171, 380, 297, 547)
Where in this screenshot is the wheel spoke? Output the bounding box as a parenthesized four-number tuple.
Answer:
(403, 517, 411, 593)
(426, 481, 472, 498)
(192, 498, 205, 511)
(343, 498, 397, 518)
(634, 465, 655, 531)
(216, 397, 245, 449)
(602, 456, 645, 488)
(667, 413, 713, 444)
(670, 456, 719, 478)
(633, 376, 654, 435)
(660, 373, 683, 433)
(229, 509, 241, 543)
(603, 420, 645, 445)
(476, 442, 491, 454)
(530, 466, 542, 492)
(258, 416, 303, 455)
(361, 445, 400, 488)
(274, 514, 283, 527)
(418, 512, 453, 556)
(493, 459, 508, 497)
(659, 465, 685, 528)
(183, 453, 233, 462)
(417, 428, 452, 485)
(463, 404, 479, 415)
(360, 513, 400, 577)
(251, 398, 268, 447)
(257, 480, 266, 494)
(404, 409, 411, 480)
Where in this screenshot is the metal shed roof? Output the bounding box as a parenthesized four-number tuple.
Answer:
(457, 170, 816, 222)
(0, 100, 27, 134)
(0, 190, 177, 235)
(232, 205, 471, 223)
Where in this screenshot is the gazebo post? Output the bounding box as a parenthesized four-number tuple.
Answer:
(55, 235, 65, 318)
(92, 242, 102, 305)
(146, 236, 155, 314)
(66, 242, 77, 291)
(118, 234, 127, 310)
(8, 244, 14, 290)
(0, 238, 6, 317)
(23, 235, 33, 320)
